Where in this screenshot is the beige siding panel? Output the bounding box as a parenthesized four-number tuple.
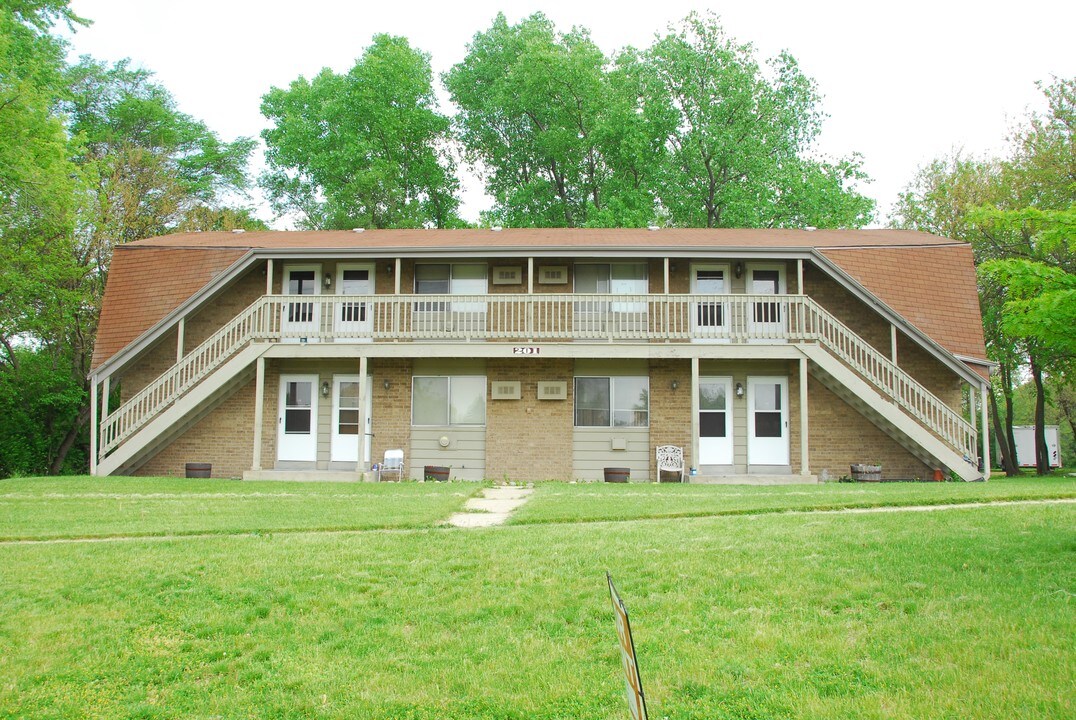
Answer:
(575, 359, 648, 376)
(410, 427, 486, 481)
(573, 427, 650, 481)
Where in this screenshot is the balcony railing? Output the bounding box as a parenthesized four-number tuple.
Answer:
(266, 293, 809, 343)
(98, 292, 977, 467)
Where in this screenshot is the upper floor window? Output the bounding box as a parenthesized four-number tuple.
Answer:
(415, 264, 487, 295)
(574, 263, 647, 294)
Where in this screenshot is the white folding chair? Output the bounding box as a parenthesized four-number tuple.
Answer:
(378, 449, 404, 481)
(656, 445, 685, 482)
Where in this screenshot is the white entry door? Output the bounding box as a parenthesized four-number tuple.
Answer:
(331, 375, 373, 464)
(747, 265, 787, 339)
(335, 265, 374, 339)
(698, 377, 733, 465)
(690, 265, 730, 342)
(747, 377, 789, 466)
(278, 375, 318, 462)
(282, 266, 321, 340)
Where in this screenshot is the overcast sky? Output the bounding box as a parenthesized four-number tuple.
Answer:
(64, 0, 1076, 228)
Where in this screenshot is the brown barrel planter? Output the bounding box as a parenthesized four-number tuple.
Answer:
(850, 464, 882, 482)
(604, 467, 630, 483)
(185, 462, 212, 479)
(424, 465, 450, 482)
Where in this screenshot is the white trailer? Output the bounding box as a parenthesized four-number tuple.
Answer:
(1012, 426, 1062, 468)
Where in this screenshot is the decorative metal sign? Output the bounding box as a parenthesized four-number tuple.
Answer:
(608, 573, 648, 720)
(512, 346, 541, 355)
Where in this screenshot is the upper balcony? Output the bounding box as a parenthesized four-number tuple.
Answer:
(259, 292, 807, 344)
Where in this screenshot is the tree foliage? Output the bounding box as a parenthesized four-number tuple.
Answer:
(0, 2, 258, 476)
(891, 77, 1076, 475)
(446, 12, 873, 229)
(261, 34, 461, 230)
(642, 13, 873, 228)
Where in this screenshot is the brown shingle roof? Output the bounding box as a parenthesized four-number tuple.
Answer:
(821, 244, 987, 363)
(130, 228, 956, 250)
(91, 246, 247, 371)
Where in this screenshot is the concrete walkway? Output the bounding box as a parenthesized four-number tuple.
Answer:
(445, 485, 534, 528)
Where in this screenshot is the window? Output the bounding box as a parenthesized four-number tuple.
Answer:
(574, 263, 647, 294)
(414, 264, 487, 320)
(574, 377, 649, 427)
(415, 264, 487, 294)
(412, 376, 486, 426)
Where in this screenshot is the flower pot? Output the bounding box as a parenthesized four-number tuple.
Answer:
(185, 462, 211, 479)
(424, 465, 450, 482)
(850, 464, 882, 482)
(604, 467, 630, 483)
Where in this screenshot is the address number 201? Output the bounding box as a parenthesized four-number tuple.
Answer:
(513, 346, 541, 355)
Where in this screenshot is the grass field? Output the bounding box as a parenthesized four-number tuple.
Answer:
(1, 476, 1073, 719)
(0, 476, 479, 540)
(511, 473, 1076, 525)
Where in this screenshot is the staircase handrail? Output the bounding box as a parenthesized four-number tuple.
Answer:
(800, 297, 976, 462)
(99, 296, 271, 455)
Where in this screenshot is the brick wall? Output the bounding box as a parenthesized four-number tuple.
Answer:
(369, 358, 413, 471)
(118, 329, 178, 403)
(648, 359, 692, 478)
(136, 377, 255, 479)
(808, 377, 935, 480)
(804, 265, 892, 355)
(485, 358, 573, 480)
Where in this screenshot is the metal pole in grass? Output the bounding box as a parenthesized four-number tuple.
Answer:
(608, 572, 649, 720)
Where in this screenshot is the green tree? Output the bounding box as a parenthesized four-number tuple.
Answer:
(261, 34, 461, 230)
(447, 12, 872, 229)
(446, 13, 656, 228)
(642, 13, 873, 228)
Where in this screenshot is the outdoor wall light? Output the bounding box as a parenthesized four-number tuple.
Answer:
(670, 380, 680, 390)
(386, 263, 394, 274)
(323, 274, 332, 288)
(734, 262, 743, 278)
(735, 382, 745, 398)
(383, 379, 391, 390)
(320, 380, 331, 398)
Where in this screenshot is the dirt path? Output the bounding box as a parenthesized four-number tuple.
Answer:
(445, 485, 534, 528)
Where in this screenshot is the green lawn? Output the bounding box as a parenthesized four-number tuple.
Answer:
(0, 476, 479, 540)
(0, 479, 1073, 718)
(510, 473, 1076, 525)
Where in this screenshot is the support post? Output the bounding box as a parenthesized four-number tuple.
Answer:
(394, 258, 402, 295)
(800, 356, 810, 476)
(89, 378, 98, 476)
(266, 258, 274, 295)
(980, 383, 990, 480)
(891, 324, 898, 364)
(690, 356, 700, 479)
(663, 258, 670, 294)
(358, 356, 369, 475)
(176, 318, 185, 363)
(527, 257, 534, 294)
(252, 356, 265, 471)
(796, 258, 803, 293)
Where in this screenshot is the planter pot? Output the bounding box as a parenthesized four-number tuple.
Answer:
(604, 467, 630, 483)
(185, 462, 211, 479)
(850, 463, 882, 482)
(424, 465, 450, 482)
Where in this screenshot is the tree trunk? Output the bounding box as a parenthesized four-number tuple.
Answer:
(1030, 357, 1049, 475)
(990, 389, 1020, 476)
(1001, 362, 1019, 469)
(49, 404, 90, 475)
